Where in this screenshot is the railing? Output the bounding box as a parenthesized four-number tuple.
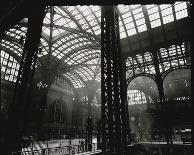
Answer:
(11, 143, 97, 155)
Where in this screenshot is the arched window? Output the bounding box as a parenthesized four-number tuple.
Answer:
(1, 50, 20, 82)
(127, 90, 147, 105)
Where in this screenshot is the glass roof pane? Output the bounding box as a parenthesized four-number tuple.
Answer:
(1, 4, 190, 88)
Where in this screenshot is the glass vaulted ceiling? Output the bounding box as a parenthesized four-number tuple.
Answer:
(1, 2, 189, 88)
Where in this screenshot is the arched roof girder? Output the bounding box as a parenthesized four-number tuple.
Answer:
(70, 70, 87, 85)
(54, 45, 100, 66)
(127, 73, 156, 86)
(74, 67, 93, 81)
(50, 46, 100, 70)
(71, 54, 100, 65)
(65, 49, 100, 63)
(67, 51, 100, 64)
(58, 55, 100, 75)
(161, 66, 191, 82)
(53, 37, 98, 52)
(77, 64, 97, 76)
(66, 71, 86, 88)
(79, 65, 98, 76)
(78, 64, 101, 82)
(58, 7, 101, 43)
(64, 73, 83, 88)
(75, 6, 96, 36)
(58, 62, 91, 74)
(51, 25, 100, 44)
(66, 49, 101, 62)
(53, 36, 91, 51)
(58, 6, 83, 30)
(128, 76, 159, 99)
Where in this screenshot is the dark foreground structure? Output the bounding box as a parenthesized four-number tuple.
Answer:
(0, 1, 192, 155)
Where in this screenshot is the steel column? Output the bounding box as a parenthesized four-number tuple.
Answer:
(101, 6, 128, 155)
(1, 4, 46, 154)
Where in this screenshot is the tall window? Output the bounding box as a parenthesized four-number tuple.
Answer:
(127, 90, 147, 105)
(1, 50, 19, 82)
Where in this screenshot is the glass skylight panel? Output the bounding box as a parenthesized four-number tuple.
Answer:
(52, 29, 61, 37)
(43, 27, 50, 36)
(175, 2, 188, 20)
(125, 22, 135, 29)
(163, 14, 174, 24)
(122, 12, 132, 19)
(52, 52, 57, 56)
(136, 18, 145, 26)
(123, 17, 132, 24)
(147, 5, 158, 14)
(127, 28, 137, 36)
(131, 5, 141, 9)
(151, 19, 161, 28)
(119, 5, 130, 14)
(160, 5, 174, 24)
(57, 55, 62, 59)
(137, 23, 146, 32)
(149, 13, 160, 21)
(94, 10, 100, 17)
(82, 9, 91, 16)
(134, 12, 144, 20)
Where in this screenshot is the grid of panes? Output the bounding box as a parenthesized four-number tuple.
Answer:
(159, 48, 171, 72)
(160, 4, 174, 24)
(0, 39, 22, 57)
(1, 50, 19, 82)
(76, 66, 94, 81)
(127, 89, 147, 105)
(54, 76, 73, 91)
(55, 8, 77, 37)
(126, 57, 134, 79)
(118, 5, 137, 36)
(119, 16, 127, 39)
(144, 52, 155, 74)
(5, 26, 27, 41)
(85, 55, 100, 65)
(174, 2, 188, 20)
(146, 5, 162, 28)
(138, 53, 145, 72)
(53, 34, 95, 61)
(64, 49, 94, 64)
(158, 43, 186, 73)
(64, 72, 85, 88)
(64, 6, 101, 35)
(42, 8, 76, 37)
(68, 50, 100, 65)
(95, 72, 101, 82)
(131, 5, 147, 33)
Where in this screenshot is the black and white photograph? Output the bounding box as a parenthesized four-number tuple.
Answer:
(0, 1, 192, 155)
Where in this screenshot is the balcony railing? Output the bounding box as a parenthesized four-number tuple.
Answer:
(11, 143, 98, 155)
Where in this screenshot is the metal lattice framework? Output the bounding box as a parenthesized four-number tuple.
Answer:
(1, 4, 46, 154)
(1, 2, 191, 90)
(101, 6, 128, 154)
